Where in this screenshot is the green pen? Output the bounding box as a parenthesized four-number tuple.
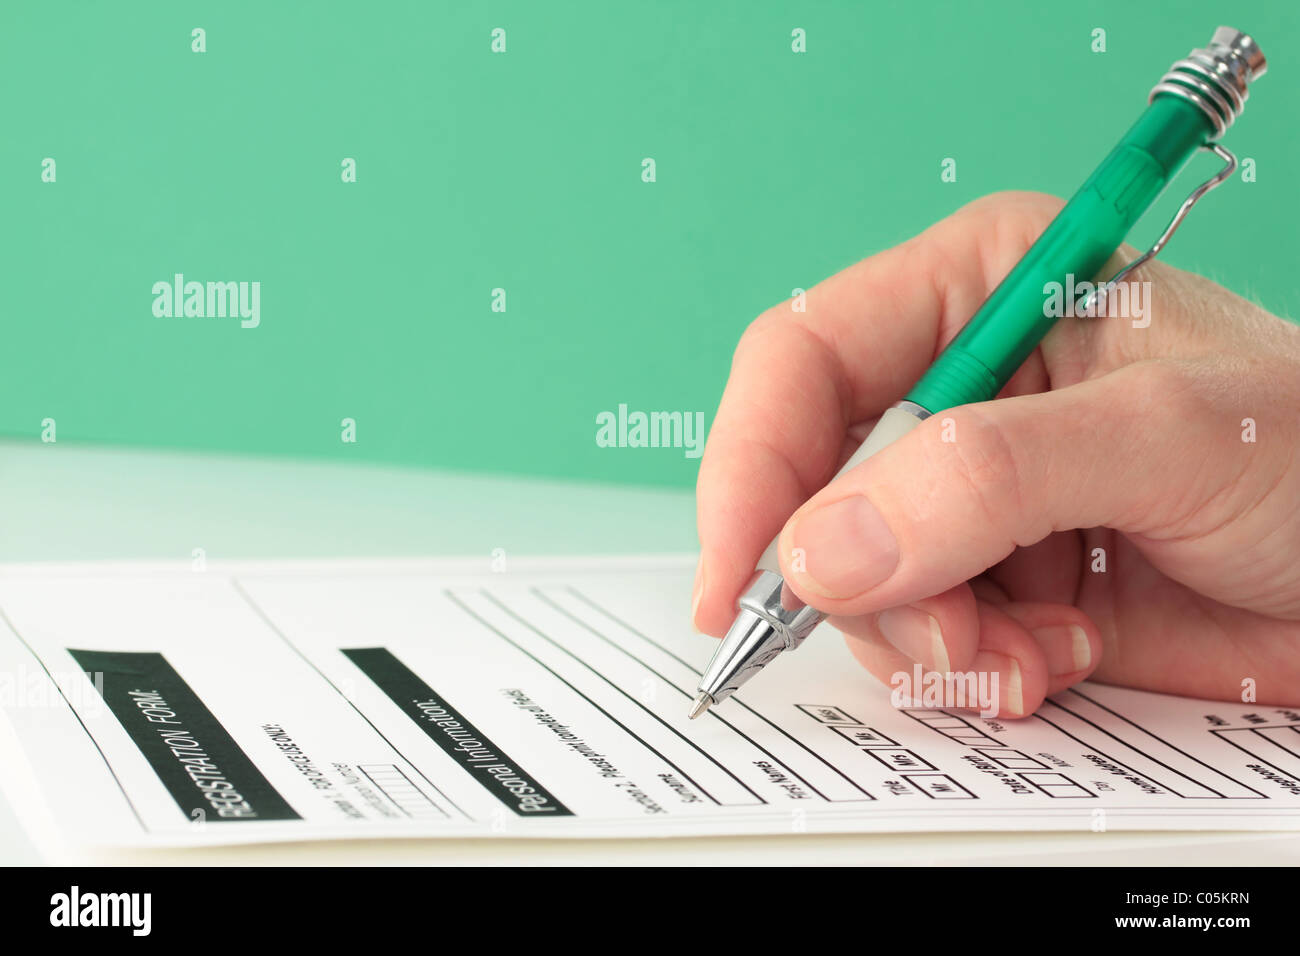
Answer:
(690, 26, 1268, 719)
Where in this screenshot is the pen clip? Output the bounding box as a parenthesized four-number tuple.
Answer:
(1080, 143, 1238, 314)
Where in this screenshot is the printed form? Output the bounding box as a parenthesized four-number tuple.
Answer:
(1, 556, 1299, 847)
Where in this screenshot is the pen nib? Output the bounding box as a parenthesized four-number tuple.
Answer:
(688, 692, 714, 720)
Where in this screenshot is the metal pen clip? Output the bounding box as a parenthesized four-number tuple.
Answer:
(1081, 143, 1237, 313)
(1081, 27, 1264, 314)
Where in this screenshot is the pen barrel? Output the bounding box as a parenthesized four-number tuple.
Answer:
(905, 94, 1214, 414)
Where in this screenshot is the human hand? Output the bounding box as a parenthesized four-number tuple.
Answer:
(694, 191, 1300, 717)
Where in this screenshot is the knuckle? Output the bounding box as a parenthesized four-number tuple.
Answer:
(960, 191, 1064, 246)
(936, 408, 1030, 538)
(1130, 359, 1197, 407)
(1122, 359, 1211, 428)
(736, 306, 787, 353)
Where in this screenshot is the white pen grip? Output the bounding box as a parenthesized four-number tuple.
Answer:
(756, 405, 925, 573)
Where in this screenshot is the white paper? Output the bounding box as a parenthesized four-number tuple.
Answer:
(1, 555, 1298, 848)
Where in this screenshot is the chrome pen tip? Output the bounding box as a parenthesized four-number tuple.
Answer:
(688, 692, 714, 720)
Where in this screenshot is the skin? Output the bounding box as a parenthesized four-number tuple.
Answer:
(693, 191, 1300, 718)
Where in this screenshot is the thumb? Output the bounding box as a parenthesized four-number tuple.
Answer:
(775, 360, 1263, 616)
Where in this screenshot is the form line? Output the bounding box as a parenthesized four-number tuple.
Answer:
(563, 586, 875, 802)
(465, 589, 765, 807)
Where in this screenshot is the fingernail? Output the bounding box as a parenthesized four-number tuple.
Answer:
(877, 607, 949, 673)
(973, 651, 1023, 716)
(690, 561, 705, 631)
(1032, 624, 1091, 675)
(789, 496, 899, 598)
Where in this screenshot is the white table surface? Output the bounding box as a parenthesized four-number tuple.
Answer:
(3, 439, 1298, 865)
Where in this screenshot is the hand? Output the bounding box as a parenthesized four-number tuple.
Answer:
(694, 192, 1300, 717)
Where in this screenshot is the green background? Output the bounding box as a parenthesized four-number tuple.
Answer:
(3, 1, 1295, 489)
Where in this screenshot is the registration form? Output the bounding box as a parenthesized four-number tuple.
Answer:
(1, 556, 1298, 847)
